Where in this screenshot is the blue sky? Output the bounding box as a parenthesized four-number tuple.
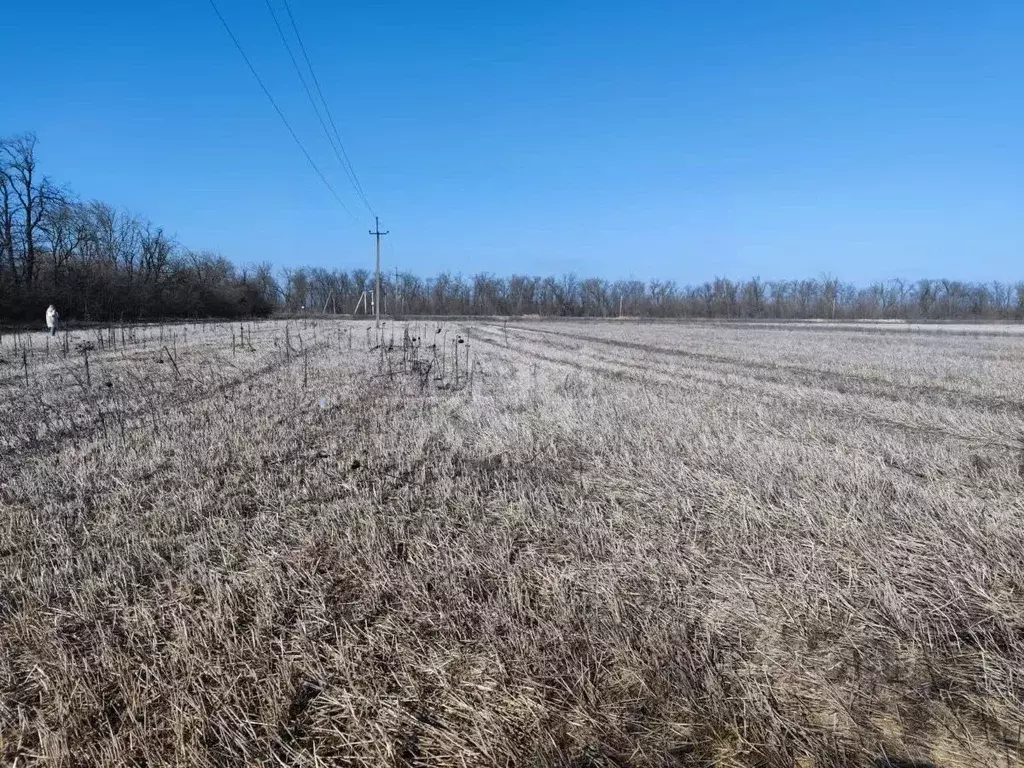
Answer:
(3, 0, 1022, 284)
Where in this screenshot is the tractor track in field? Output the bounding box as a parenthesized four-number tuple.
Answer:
(499, 324, 1024, 417)
(467, 328, 1023, 458)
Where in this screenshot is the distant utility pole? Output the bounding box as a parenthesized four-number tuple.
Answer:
(370, 216, 389, 328)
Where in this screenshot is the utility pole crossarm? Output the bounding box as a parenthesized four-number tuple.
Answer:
(370, 215, 389, 328)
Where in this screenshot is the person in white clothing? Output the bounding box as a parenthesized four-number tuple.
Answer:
(45, 304, 59, 336)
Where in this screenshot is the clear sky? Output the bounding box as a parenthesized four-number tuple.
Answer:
(3, 0, 1022, 284)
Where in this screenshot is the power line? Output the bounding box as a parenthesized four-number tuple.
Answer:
(263, 0, 371, 219)
(280, 0, 375, 216)
(282, 0, 373, 214)
(207, 0, 360, 223)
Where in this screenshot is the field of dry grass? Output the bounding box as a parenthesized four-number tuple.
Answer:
(1, 318, 1023, 767)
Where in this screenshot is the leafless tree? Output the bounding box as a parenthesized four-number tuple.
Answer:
(1, 134, 57, 287)
(40, 196, 88, 285)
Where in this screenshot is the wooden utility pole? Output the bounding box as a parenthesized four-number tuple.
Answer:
(370, 216, 389, 328)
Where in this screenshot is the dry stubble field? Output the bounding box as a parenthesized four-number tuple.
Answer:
(1, 318, 1023, 767)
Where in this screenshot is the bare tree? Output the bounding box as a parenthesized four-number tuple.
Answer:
(508, 275, 538, 315)
(40, 194, 87, 286)
(140, 223, 174, 283)
(741, 277, 765, 317)
(0, 155, 16, 282)
(1, 134, 56, 287)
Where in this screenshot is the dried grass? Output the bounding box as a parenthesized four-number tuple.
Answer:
(1, 318, 1022, 766)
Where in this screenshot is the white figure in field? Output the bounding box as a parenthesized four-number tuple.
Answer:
(45, 304, 59, 337)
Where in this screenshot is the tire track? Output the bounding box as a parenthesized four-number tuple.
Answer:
(468, 327, 1022, 453)
(502, 324, 1024, 416)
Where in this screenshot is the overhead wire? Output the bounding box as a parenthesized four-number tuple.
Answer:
(280, 0, 376, 217)
(263, 0, 373, 220)
(207, 0, 361, 224)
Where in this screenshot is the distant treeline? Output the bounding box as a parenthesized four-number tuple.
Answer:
(280, 269, 1024, 321)
(3, 133, 1022, 324)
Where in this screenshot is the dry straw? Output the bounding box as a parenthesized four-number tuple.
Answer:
(0, 318, 1022, 766)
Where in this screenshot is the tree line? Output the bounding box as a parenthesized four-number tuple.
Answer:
(1, 134, 278, 323)
(281, 269, 1024, 321)
(3, 133, 1022, 324)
